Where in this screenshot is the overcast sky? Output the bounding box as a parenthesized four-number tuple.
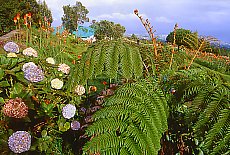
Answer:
(44, 0, 230, 42)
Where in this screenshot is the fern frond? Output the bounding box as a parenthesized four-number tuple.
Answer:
(83, 80, 168, 155)
(203, 108, 230, 152)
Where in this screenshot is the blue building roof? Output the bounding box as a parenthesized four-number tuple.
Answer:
(53, 25, 94, 38)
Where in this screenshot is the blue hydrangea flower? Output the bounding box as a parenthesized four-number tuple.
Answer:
(8, 131, 31, 154)
(23, 64, 44, 83)
(4, 41, 19, 53)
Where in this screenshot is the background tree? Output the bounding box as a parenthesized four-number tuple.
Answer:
(91, 20, 126, 40)
(61, 1, 89, 34)
(37, 0, 53, 26)
(0, 0, 18, 35)
(0, 0, 53, 36)
(166, 28, 192, 51)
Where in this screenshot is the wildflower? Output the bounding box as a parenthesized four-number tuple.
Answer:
(14, 17, 17, 24)
(62, 104, 76, 119)
(78, 55, 82, 59)
(7, 53, 17, 58)
(46, 57, 55, 64)
(16, 13, 20, 20)
(102, 81, 107, 85)
(74, 85, 85, 95)
(3, 42, 19, 53)
(51, 78, 63, 89)
(28, 12, 32, 19)
(22, 47, 38, 57)
(3, 97, 28, 118)
(71, 120, 81, 130)
(8, 131, 31, 154)
(58, 63, 70, 74)
(23, 63, 44, 83)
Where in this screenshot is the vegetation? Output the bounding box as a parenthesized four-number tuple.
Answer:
(62, 1, 89, 34)
(91, 20, 126, 40)
(166, 28, 193, 50)
(0, 3, 229, 155)
(0, 0, 52, 35)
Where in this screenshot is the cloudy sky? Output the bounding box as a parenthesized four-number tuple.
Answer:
(44, 0, 230, 42)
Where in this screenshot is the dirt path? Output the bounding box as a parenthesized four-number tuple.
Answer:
(0, 30, 20, 41)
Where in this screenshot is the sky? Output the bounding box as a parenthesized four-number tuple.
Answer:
(44, 0, 230, 42)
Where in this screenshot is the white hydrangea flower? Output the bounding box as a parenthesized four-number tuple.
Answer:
(58, 63, 70, 74)
(51, 78, 63, 89)
(62, 104, 76, 119)
(22, 62, 37, 72)
(22, 47, 38, 57)
(7, 53, 17, 58)
(74, 85, 85, 96)
(46, 57, 55, 65)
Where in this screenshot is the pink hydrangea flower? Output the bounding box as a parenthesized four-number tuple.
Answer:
(58, 63, 70, 74)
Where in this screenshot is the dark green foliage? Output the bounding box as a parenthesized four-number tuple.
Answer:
(83, 80, 168, 155)
(166, 28, 192, 50)
(62, 1, 89, 33)
(91, 20, 126, 40)
(182, 69, 230, 154)
(0, 0, 52, 36)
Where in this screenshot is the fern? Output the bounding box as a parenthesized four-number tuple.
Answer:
(74, 40, 144, 84)
(182, 69, 230, 154)
(82, 80, 168, 155)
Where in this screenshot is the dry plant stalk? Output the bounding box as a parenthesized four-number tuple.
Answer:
(134, 9, 158, 57)
(185, 35, 218, 70)
(169, 23, 178, 69)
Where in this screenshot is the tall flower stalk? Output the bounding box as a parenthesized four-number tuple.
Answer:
(134, 9, 158, 57)
(169, 23, 178, 69)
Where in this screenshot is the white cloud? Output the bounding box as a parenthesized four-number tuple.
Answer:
(155, 16, 173, 23)
(92, 12, 149, 21)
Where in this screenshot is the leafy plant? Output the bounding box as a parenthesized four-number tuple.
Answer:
(182, 69, 230, 154)
(83, 80, 168, 155)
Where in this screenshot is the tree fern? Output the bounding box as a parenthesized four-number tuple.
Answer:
(74, 40, 144, 84)
(182, 69, 230, 154)
(82, 80, 168, 155)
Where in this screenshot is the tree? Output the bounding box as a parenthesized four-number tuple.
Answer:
(91, 20, 126, 40)
(0, 0, 18, 35)
(166, 28, 192, 50)
(61, 1, 89, 34)
(37, 0, 53, 25)
(0, 0, 53, 36)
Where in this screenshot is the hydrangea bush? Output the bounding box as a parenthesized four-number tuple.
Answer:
(0, 41, 95, 154)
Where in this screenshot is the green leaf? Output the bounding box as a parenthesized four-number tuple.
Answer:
(41, 130, 47, 137)
(9, 58, 18, 68)
(11, 83, 24, 95)
(0, 81, 10, 87)
(0, 68, 4, 80)
(0, 97, 4, 104)
(64, 122, 70, 131)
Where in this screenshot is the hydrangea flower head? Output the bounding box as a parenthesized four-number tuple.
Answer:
(22, 62, 37, 72)
(58, 63, 70, 74)
(23, 65, 44, 83)
(46, 57, 55, 64)
(3, 97, 28, 118)
(4, 42, 19, 53)
(62, 104, 76, 119)
(51, 78, 63, 89)
(8, 131, 31, 154)
(7, 53, 17, 58)
(74, 85, 85, 96)
(71, 120, 81, 130)
(22, 47, 38, 57)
